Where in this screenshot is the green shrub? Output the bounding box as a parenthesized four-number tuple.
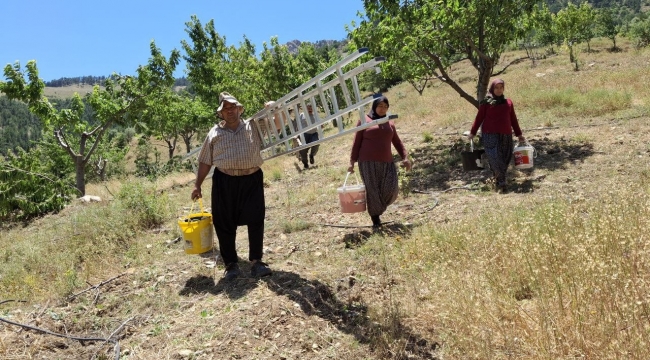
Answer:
(629, 16, 650, 48)
(116, 180, 171, 228)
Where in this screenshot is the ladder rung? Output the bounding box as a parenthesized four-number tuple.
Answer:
(262, 115, 398, 161)
(260, 94, 381, 150)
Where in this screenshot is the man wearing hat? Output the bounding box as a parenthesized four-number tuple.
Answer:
(192, 92, 272, 280)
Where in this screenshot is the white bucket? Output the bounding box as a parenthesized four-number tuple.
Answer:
(337, 172, 366, 213)
(513, 142, 536, 169)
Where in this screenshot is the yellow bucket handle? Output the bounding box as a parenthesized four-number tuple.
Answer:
(187, 198, 206, 217)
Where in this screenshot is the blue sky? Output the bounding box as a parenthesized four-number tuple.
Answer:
(0, 0, 365, 81)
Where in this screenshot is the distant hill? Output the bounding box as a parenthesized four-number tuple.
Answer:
(43, 84, 96, 98)
(44, 75, 108, 87)
(44, 76, 190, 89)
(285, 39, 348, 54)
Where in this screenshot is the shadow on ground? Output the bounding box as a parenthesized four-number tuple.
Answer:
(342, 222, 414, 249)
(265, 270, 439, 359)
(410, 137, 595, 191)
(179, 266, 438, 359)
(179, 263, 271, 300)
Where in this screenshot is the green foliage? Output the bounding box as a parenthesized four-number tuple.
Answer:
(182, 16, 230, 110)
(398, 166, 411, 198)
(0, 145, 77, 221)
(1, 41, 180, 196)
(139, 90, 212, 160)
(554, 2, 596, 68)
(628, 14, 650, 48)
(281, 218, 312, 234)
(595, 7, 622, 49)
(86, 129, 130, 181)
(182, 15, 344, 116)
(520, 3, 562, 56)
(116, 180, 171, 228)
(133, 137, 184, 180)
(351, 0, 538, 107)
(0, 96, 42, 155)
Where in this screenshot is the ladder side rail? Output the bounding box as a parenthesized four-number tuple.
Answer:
(316, 81, 329, 140)
(328, 87, 344, 134)
(269, 48, 369, 106)
(252, 106, 295, 152)
(182, 145, 203, 160)
(336, 65, 353, 110)
(251, 108, 304, 153)
(312, 94, 379, 134)
(260, 115, 275, 148)
(351, 74, 366, 126)
(293, 94, 308, 147)
(257, 87, 361, 150)
(246, 54, 383, 130)
(294, 56, 385, 106)
(262, 114, 397, 161)
(245, 48, 371, 122)
(260, 94, 380, 148)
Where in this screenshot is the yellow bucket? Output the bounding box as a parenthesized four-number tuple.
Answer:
(178, 198, 214, 254)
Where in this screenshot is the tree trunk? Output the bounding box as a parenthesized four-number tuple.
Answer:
(476, 57, 493, 102)
(75, 155, 86, 196)
(165, 138, 177, 160)
(182, 135, 193, 153)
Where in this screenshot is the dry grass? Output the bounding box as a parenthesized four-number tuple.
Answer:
(43, 84, 97, 99)
(1, 38, 650, 359)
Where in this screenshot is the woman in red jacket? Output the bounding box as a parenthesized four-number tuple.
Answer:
(348, 95, 412, 229)
(468, 79, 526, 193)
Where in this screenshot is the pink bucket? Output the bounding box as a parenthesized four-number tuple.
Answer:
(337, 172, 366, 213)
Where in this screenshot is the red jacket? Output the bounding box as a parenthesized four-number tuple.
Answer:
(470, 99, 522, 136)
(350, 117, 407, 163)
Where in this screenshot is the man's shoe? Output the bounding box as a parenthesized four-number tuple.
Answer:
(309, 154, 314, 164)
(303, 161, 309, 169)
(251, 261, 272, 277)
(223, 263, 241, 281)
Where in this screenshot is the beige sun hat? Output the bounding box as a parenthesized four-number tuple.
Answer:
(216, 92, 244, 117)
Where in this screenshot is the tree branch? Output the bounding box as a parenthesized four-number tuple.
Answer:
(423, 49, 479, 108)
(53, 129, 77, 158)
(86, 123, 105, 137)
(0, 315, 132, 360)
(82, 123, 112, 164)
(465, 37, 492, 63)
(492, 56, 529, 76)
(68, 272, 129, 301)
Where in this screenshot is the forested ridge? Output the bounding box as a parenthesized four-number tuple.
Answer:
(547, 0, 643, 11)
(0, 97, 41, 156)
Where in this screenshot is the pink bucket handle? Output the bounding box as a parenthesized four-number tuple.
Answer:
(343, 171, 361, 188)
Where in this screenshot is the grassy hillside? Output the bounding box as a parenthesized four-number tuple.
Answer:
(43, 84, 96, 98)
(1, 37, 650, 359)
